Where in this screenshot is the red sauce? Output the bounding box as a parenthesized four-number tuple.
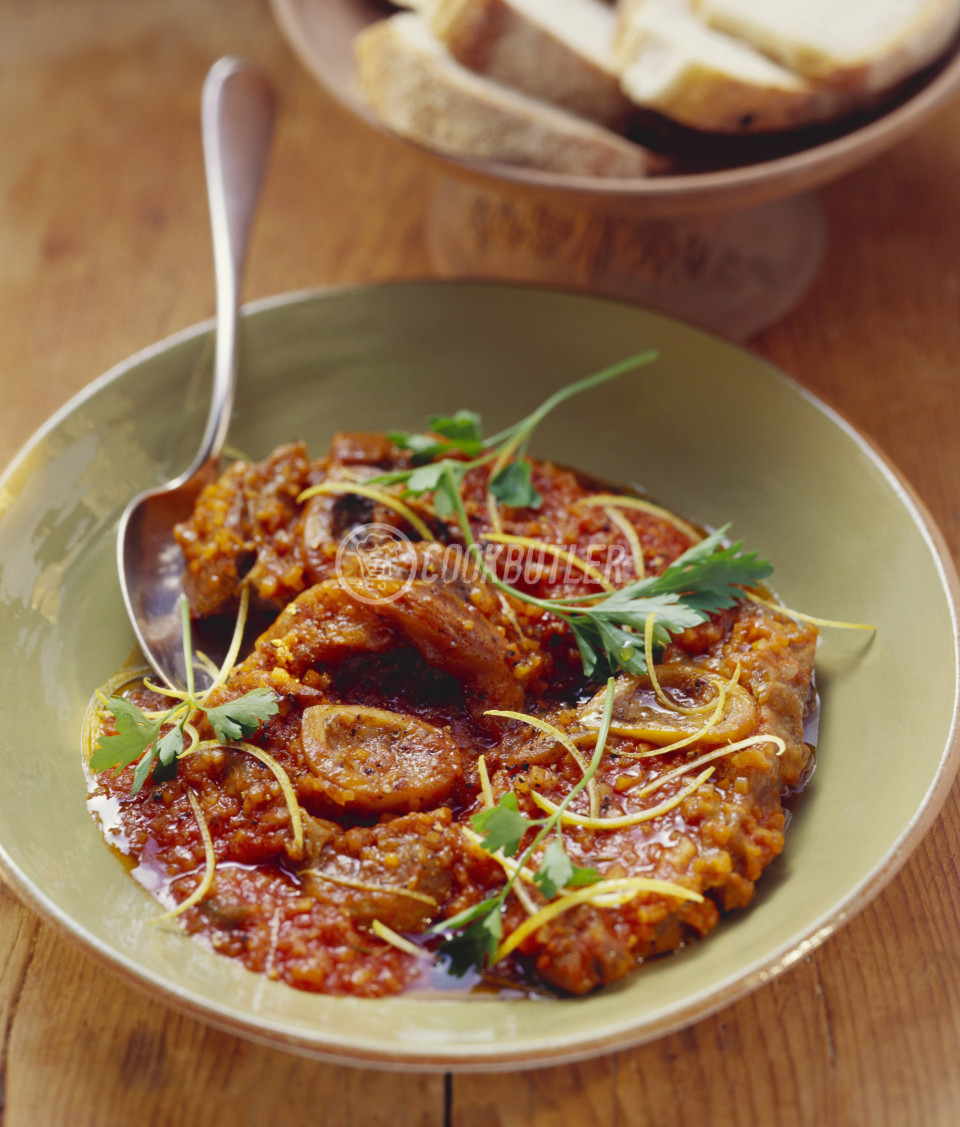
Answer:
(86, 434, 818, 997)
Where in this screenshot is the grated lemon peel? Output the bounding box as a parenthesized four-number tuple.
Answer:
(495, 591, 527, 647)
(577, 663, 742, 751)
(484, 436, 532, 534)
(297, 480, 435, 541)
(477, 755, 494, 808)
(603, 505, 645, 579)
(495, 876, 703, 963)
(481, 532, 615, 592)
(627, 734, 787, 798)
(609, 671, 733, 757)
(484, 709, 601, 819)
(152, 789, 216, 923)
(463, 828, 539, 915)
(82, 668, 152, 766)
(644, 612, 714, 715)
(532, 725, 787, 828)
(573, 494, 703, 543)
(531, 766, 715, 829)
(745, 592, 875, 631)
(205, 582, 251, 694)
(370, 919, 433, 959)
(191, 739, 304, 861)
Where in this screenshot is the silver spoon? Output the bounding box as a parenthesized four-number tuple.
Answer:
(117, 57, 276, 689)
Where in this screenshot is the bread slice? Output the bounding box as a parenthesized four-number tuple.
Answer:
(694, 0, 960, 93)
(420, 0, 631, 127)
(355, 13, 653, 177)
(615, 0, 855, 133)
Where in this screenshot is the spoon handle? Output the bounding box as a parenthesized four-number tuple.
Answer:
(195, 57, 276, 473)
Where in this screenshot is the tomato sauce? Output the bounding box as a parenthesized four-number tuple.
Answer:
(86, 434, 817, 997)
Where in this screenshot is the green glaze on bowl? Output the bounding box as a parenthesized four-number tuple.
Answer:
(0, 281, 957, 1070)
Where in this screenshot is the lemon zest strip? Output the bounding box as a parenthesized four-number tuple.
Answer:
(140, 680, 191, 702)
(232, 741, 304, 861)
(371, 919, 433, 959)
(152, 790, 216, 922)
(485, 709, 601, 819)
(645, 612, 679, 713)
(336, 468, 438, 520)
(628, 734, 787, 798)
(610, 684, 729, 755)
(485, 484, 504, 537)
(194, 650, 221, 685)
(297, 481, 435, 541)
(482, 532, 615, 592)
(463, 827, 539, 915)
(603, 505, 645, 579)
(573, 494, 702, 543)
(463, 827, 539, 884)
(477, 755, 494, 808)
(484, 442, 523, 535)
(192, 739, 304, 861)
(142, 587, 251, 701)
(495, 877, 703, 963)
(181, 720, 202, 757)
(604, 663, 742, 757)
(578, 666, 736, 736)
(205, 582, 251, 694)
(643, 613, 716, 716)
(745, 592, 875, 631)
(495, 592, 527, 647)
(82, 668, 153, 765)
(531, 766, 715, 830)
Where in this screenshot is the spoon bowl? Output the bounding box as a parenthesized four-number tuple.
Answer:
(117, 57, 275, 689)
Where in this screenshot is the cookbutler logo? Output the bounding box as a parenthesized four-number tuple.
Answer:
(335, 522, 629, 607)
(334, 523, 417, 606)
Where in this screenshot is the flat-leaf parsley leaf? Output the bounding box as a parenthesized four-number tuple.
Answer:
(92, 598, 279, 794)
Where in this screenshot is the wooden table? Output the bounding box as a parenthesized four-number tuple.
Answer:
(3, 2, 960, 1123)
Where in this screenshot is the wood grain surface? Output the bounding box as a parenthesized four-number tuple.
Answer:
(2, 2, 960, 1124)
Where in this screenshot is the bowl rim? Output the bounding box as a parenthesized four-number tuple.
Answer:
(268, 0, 960, 209)
(1, 280, 959, 1070)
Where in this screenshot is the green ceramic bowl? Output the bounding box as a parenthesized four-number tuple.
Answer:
(0, 281, 957, 1070)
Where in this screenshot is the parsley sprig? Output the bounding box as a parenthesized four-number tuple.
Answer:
(91, 597, 279, 793)
(540, 527, 773, 678)
(382, 353, 658, 513)
(379, 352, 773, 678)
(434, 680, 616, 976)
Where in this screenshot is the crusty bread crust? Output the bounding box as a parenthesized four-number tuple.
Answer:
(354, 0, 959, 167)
(355, 14, 652, 177)
(695, 0, 960, 93)
(615, 0, 860, 134)
(428, 0, 632, 126)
